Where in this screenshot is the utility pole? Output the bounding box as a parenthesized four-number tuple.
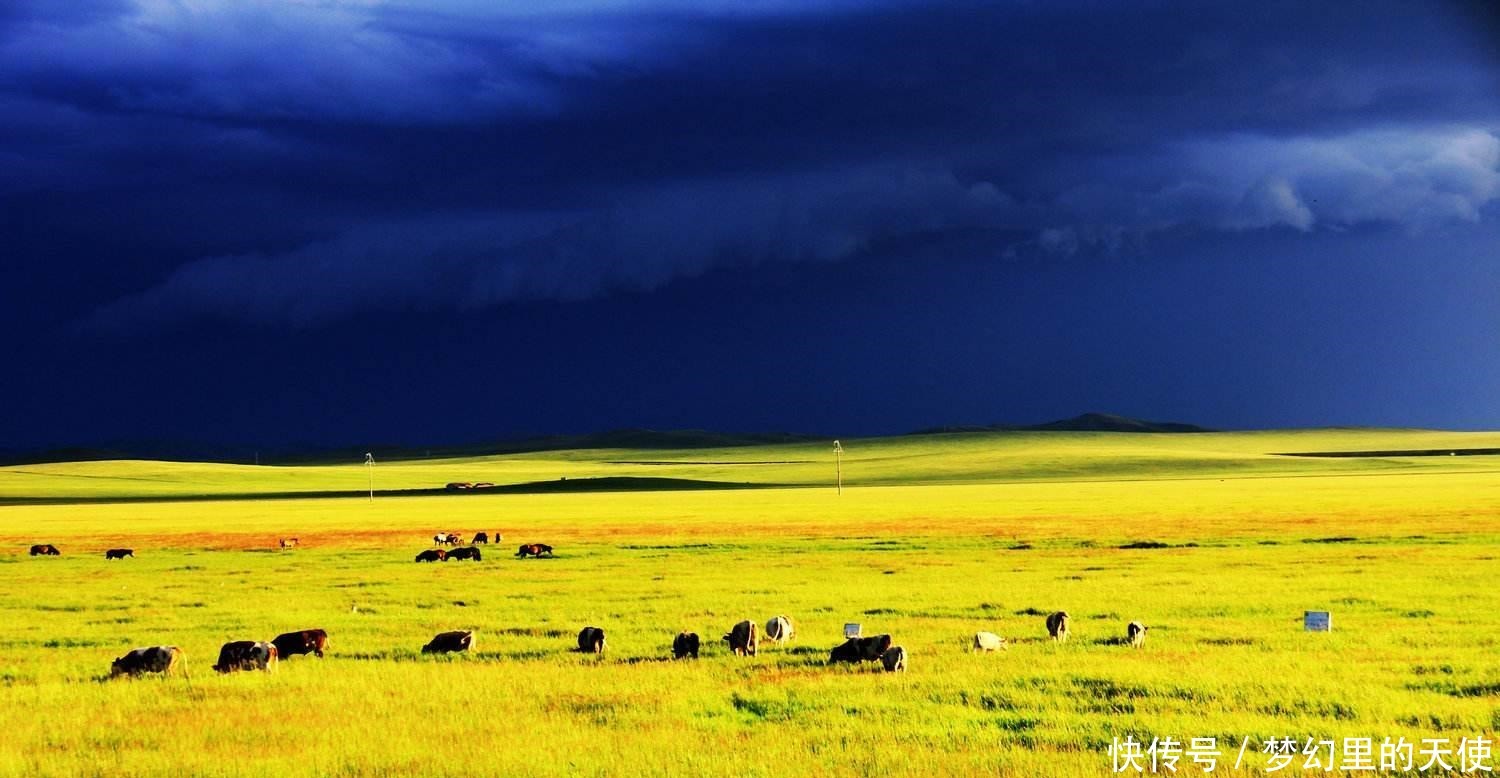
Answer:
(365, 452, 374, 501)
(833, 440, 844, 495)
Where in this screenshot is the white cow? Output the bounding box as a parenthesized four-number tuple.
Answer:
(972, 631, 1006, 652)
(764, 615, 795, 645)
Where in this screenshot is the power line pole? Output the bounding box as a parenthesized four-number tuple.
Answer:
(833, 440, 843, 495)
(365, 452, 374, 501)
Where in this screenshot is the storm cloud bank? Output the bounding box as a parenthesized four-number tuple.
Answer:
(4, 0, 1497, 329)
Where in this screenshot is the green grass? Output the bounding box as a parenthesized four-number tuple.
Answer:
(0, 430, 1497, 776)
(6, 427, 1500, 502)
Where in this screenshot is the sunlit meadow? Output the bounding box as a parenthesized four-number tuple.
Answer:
(1, 430, 1497, 776)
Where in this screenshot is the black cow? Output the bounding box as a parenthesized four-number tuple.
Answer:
(104, 548, 134, 560)
(415, 549, 448, 562)
(448, 546, 482, 561)
(271, 629, 328, 660)
(29, 544, 59, 556)
(422, 630, 474, 654)
(110, 646, 183, 678)
(672, 631, 700, 659)
(516, 543, 554, 558)
(722, 620, 758, 656)
(471, 532, 488, 544)
(577, 627, 606, 654)
(213, 641, 277, 673)
(828, 634, 893, 664)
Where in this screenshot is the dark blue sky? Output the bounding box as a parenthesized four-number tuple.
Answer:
(3, 0, 1499, 450)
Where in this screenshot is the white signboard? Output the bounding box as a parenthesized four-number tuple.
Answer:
(1304, 611, 1332, 632)
(843, 623, 862, 639)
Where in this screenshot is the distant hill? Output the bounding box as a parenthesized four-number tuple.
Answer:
(0, 416, 1211, 467)
(914, 413, 1214, 435)
(0, 430, 825, 467)
(280, 430, 824, 463)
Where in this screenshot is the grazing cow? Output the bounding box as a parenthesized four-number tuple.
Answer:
(213, 641, 278, 673)
(110, 646, 183, 678)
(577, 627, 606, 654)
(515, 543, 554, 558)
(415, 549, 448, 563)
(828, 634, 893, 664)
(972, 631, 1006, 652)
(880, 646, 908, 673)
(422, 630, 474, 654)
(764, 615, 795, 645)
(29, 544, 59, 556)
(472, 532, 488, 545)
(445, 482, 473, 491)
(1127, 621, 1148, 648)
(104, 548, 134, 560)
(448, 546, 482, 561)
(1046, 611, 1071, 642)
(433, 533, 461, 546)
(672, 631, 700, 660)
(271, 629, 328, 660)
(722, 620, 758, 657)
(278, 538, 298, 549)
(472, 482, 495, 489)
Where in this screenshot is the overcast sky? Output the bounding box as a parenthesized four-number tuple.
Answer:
(3, 0, 1499, 451)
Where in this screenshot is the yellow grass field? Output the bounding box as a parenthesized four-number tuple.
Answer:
(1, 430, 1497, 776)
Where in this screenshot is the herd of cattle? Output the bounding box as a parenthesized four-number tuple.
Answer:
(31, 543, 134, 558)
(104, 612, 1150, 680)
(110, 629, 327, 677)
(28, 537, 1151, 680)
(31, 535, 556, 564)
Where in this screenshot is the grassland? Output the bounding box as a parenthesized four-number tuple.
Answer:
(0, 429, 1497, 776)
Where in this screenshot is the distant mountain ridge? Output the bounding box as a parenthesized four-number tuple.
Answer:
(913, 413, 1214, 435)
(0, 414, 1210, 466)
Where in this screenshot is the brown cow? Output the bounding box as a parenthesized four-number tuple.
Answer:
(415, 549, 447, 562)
(29, 544, 59, 556)
(828, 634, 893, 664)
(104, 548, 134, 560)
(278, 538, 299, 549)
(213, 641, 278, 673)
(271, 629, 328, 660)
(110, 646, 183, 678)
(672, 631, 700, 659)
(422, 630, 474, 654)
(516, 543, 554, 558)
(722, 620, 758, 656)
(577, 627, 606, 654)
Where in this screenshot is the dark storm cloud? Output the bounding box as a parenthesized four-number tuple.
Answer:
(3, 0, 1497, 329)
